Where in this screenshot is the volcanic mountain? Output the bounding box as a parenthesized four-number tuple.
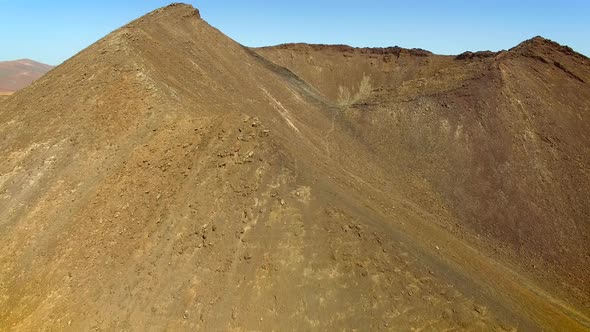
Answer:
(0, 59, 53, 94)
(1, 3, 589, 330)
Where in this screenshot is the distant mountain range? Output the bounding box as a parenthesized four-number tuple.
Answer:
(0, 59, 53, 94)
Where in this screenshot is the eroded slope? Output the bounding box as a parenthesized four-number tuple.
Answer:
(256, 37, 590, 310)
(0, 4, 588, 331)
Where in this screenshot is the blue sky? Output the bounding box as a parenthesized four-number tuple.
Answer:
(1, 1, 589, 65)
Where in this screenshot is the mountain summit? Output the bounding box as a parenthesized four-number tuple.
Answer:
(1, 3, 589, 330)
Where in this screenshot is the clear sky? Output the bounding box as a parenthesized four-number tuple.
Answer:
(1, 1, 589, 65)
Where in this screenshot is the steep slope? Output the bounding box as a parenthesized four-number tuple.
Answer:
(0, 59, 53, 93)
(256, 37, 590, 308)
(0, 4, 588, 331)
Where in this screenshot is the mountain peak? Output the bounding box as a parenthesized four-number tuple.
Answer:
(125, 2, 200, 28)
(2, 4, 590, 330)
(152, 2, 200, 17)
(509, 35, 588, 61)
(13, 58, 52, 66)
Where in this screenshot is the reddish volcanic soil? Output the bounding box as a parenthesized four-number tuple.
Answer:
(0, 59, 53, 93)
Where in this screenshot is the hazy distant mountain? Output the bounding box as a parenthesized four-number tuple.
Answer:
(0, 59, 53, 93)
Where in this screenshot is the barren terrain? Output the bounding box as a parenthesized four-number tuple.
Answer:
(0, 3, 588, 331)
(0, 59, 53, 93)
(256, 38, 590, 307)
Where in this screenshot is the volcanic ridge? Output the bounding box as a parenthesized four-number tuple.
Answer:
(0, 3, 589, 331)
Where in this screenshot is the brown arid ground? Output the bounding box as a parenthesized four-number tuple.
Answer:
(0, 59, 53, 93)
(0, 3, 589, 331)
(0, 95, 11, 105)
(0, 93, 13, 105)
(255, 37, 590, 309)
